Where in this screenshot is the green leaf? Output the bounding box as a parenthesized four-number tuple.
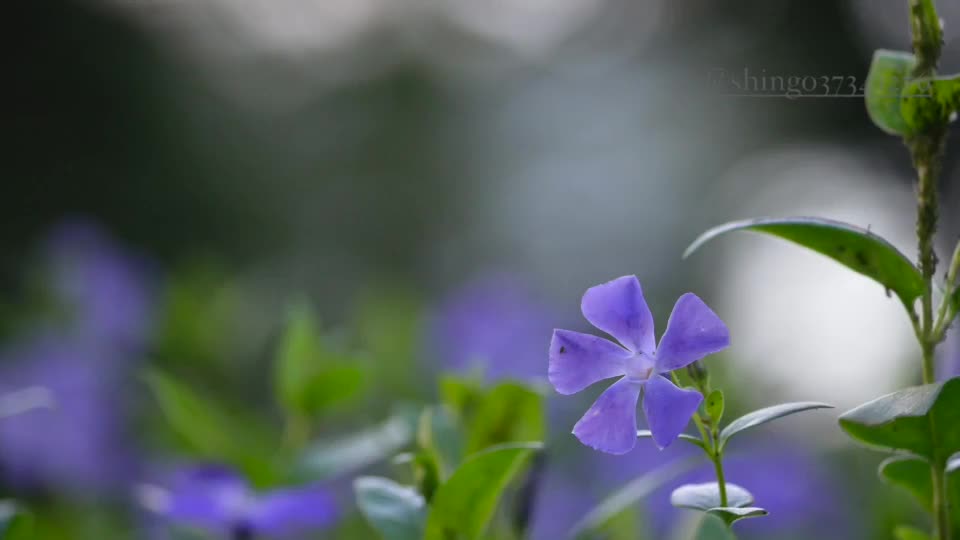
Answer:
(275, 303, 365, 418)
(893, 525, 932, 540)
(464, 382, 545, 454)
(705, 390, 725, 424)
(879, 455, 933, 511)
(637, 430, 705, 450)
(354, 477, 426, 540)
(684, 217, 924, 307)
(694, 515, 737, 540)
(670, 482, 754, 510)
(144, 370, 280, 484)
(719, 402, 833, 451)
(864, 50, 917, 135)
(880, 454, 960, 530)
(0, 502, 30, 539)
(839, 378, 960, 462)
(417, 406, 464, 479)
(568, 457, 700, 538)
(439, 376, 485, 421)
(299, 412, 416, 480)
(671, 483, 767, 526)
(901, 75, 960, 134)
(424, 442, 542, 540)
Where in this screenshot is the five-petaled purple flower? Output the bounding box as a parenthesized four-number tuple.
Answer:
(141, 465, 338, 539)
(548, 276, 730, 454)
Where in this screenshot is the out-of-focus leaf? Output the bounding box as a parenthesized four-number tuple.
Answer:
(839, 379, 960, 462)
(144, 370, 279, 484)
(439, 376, 485, 420)
(671, 483, 767, 526)
(880, 454, 960, 530)
(705, 390, 724, 425)
(893, 525, 932, 540)
(684, 217, 924, 307)
(693, 515, 737, 540)
(465, 382, 544, 454)
(353, 287, 423, 398)
(0, 502, 30, 539)
(568, 457, 699, 539)
(864, 50, 917, 135)
(354, 477, 426, 540)
(424, 442, 542, 540)
(275, 303, 365, 418)
(719, 402, 833, 451)
(299, 411, 416, 481)
(417, 406, 463, 479)
(880, 456, 933, 511)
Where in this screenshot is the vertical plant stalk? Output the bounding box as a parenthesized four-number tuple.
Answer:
(907, 2, 950, 539)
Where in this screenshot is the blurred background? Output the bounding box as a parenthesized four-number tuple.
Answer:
(4, 0, 960, 538)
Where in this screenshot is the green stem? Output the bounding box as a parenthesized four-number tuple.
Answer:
(932, 461, 951, 540)
(711, 450, 729, 508)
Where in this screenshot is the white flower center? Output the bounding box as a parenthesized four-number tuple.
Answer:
(624, 352, 655, 382)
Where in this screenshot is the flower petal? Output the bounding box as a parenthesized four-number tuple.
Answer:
(161, 465, 251, 532)
(572, 377, 641, 454)
(250, 484, 339, 535)
(642, 375, 703, 449)
(549, 330, 630, 395)
(581, 276, 656, 354)
(655, 293, 729, 372)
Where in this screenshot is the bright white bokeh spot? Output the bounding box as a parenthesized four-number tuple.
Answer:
(715, 146, 918, 411)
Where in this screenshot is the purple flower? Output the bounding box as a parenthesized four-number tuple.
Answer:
(939, 326, 960, 381)
(0, 336, 135, 491)
(433, 272, 556, 381)
(142, 465, 338, 538)
(43, 220, 154, 350)
(549, 276, 729, 453)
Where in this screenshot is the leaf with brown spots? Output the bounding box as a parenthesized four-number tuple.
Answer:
(684, 217, 924, 308)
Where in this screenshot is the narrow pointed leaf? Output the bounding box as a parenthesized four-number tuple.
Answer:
(839, 378, 960, 461)
(707, 506, 768, 525)
(684, 217, 924, 306)
(299, 413, 415, 480)
(894, 525, 932, 540)
(354, 477, 426, 540)
(424, 442, 542, 540)
(637, 430, 705, 449)
(719, 402, 833, 451)
(568, 457, 699, 539)
(864, 50, 917, 135)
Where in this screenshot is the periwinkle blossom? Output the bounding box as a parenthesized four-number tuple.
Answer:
(0, 337, 135, 491)
(43, 219, 154, 349)
(0, 221, 153, 492)
(141, 465, 338, 539)
(549, 276, 729, 453)
(433, 272, 555, 381)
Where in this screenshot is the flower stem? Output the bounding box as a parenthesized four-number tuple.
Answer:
(906, 2, 951, 538)
(711, 450, 729, 508)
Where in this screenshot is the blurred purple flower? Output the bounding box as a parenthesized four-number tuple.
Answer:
(142, 465, 338, 538)
(549, 276, 729, 453)
(42, 220, 154, 349)
(0, 336, 136, 491)
(432, 272, 555, 381)
(0, 220, 154, 493)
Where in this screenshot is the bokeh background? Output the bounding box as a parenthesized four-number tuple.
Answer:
(5, 0, 960, 538)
